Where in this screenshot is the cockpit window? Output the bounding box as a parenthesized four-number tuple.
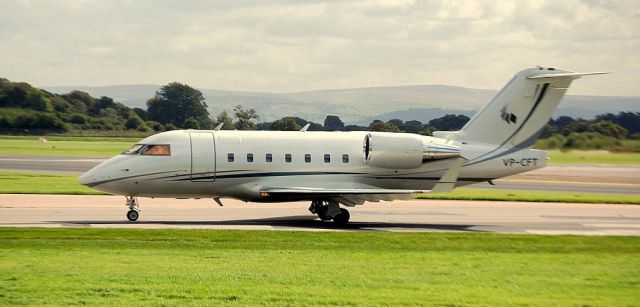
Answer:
(140, 144, 171, 156)
(122, 144, 145, 155)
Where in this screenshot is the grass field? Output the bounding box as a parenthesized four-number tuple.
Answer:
(1, 228, 638, 305)
(1, 171, 638, 204)
(0, 172, 105, 195)
(546, 149, 640, 165)
(0, 135, 138, 157)
(1, 135, 640, 165)
(417, 187, 640, 204)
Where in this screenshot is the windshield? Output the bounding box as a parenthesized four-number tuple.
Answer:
(122, 144, 145, 155)
(140, 144, 171, 156)
(122, 144, 171, 156)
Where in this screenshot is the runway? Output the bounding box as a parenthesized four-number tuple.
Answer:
(1, 155, 639, 194)
(1, 194, 639, 235)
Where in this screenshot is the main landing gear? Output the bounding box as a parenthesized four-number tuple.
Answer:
(125, 196, 139, 222)
(309, 200, 350, 226)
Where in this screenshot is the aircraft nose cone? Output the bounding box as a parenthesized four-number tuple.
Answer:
(78, 170, 94, 186)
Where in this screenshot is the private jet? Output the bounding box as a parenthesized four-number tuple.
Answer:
(79, 67, 605, 225)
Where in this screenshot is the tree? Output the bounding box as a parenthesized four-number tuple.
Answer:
(147, 82, 212, 129)
(270, 118, 301, 131)
(89, 96, 117, 116)
(404, 120, 423, 133)
(427, 114, 470, 131)
(369, 121, 400, 132)
(233, 105, 259, 130)
(323, 115, 344, 131)
(214, 111, 235, 130)
(125, 115, 144, 130)
(388, 119, 405, 131)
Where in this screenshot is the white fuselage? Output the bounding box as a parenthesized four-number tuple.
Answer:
(79, 129, 546, 202)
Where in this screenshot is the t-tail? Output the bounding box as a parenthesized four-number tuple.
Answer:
(434, 67, 606, 172)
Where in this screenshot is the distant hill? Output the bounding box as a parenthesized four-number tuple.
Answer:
(44, 84, 640, 123)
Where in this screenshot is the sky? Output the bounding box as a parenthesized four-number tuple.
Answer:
(1, 0, 639, 96)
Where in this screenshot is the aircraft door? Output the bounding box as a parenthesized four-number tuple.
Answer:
(189, 132, 215, 182)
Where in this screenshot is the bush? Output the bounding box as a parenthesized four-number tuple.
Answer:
(564, 132, 621, 150)
(146, 121, 164, 132)
(13, 112, 68, 132)
(70, 113, 88, 125)
(125, 116, 143, 130)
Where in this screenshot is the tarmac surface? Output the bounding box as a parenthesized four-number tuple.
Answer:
(1, 155, 639, 194)
(1, 194, 639, 235)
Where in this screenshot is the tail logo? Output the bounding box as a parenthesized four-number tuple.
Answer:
(500, 106, 518, 124)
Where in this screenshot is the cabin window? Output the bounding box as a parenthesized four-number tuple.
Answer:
(247, 153, 253, 162)
(285, 154, 292, 163)
(324, 154, 330, 163)
(305, 154, 311, 163)
(140, 144, 171, 156)
(228, 153, 234, 162)
(266, 153, 272, 162)
(123, 144, 145, 155)
(342, 154, 349, 163)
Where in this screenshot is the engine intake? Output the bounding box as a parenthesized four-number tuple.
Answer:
(363, 133, 461, 169)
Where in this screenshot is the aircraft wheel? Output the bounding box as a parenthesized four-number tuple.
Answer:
(126, 210, 139, 222)
(316, 206, 332, 220)
(332, 208, 350, 226)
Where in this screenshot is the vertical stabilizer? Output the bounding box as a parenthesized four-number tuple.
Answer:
(454, 68, 604, 149)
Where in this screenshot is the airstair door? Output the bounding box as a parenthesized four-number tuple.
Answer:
(189, 132, 215, 182)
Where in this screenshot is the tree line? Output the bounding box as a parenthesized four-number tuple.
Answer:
(1, 77, 638, 151)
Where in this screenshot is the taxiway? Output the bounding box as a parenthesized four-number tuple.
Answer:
(1, 194, 639, 235)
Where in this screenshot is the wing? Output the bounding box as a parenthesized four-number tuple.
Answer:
(259, 158, 465, 206)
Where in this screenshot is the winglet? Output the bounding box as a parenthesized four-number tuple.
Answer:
(300, 124, 310, 132)
(431, 158, 464, 193)
(214, 123, 224, 131)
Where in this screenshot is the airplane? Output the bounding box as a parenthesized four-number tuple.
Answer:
(79, 67, 605, 225)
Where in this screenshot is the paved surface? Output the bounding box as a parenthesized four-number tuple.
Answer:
(1, 194, 639, 235)
(0, 156, 105, 174)
(1, 155, 639, 194)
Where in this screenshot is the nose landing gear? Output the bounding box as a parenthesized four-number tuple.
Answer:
(125, 196, 139, 222)
(309, 199, 350, 226)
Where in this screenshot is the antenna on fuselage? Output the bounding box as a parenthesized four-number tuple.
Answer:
(214, 123, 223, 131)
(300, 124, 310, 132)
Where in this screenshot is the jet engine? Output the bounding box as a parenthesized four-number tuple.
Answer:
(362, 133, 461, 169)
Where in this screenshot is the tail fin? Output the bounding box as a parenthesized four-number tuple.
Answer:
(448, 67, 605, 148)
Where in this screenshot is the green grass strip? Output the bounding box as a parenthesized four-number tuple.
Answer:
(0, 172, 105, 195)
(418, 187, 640, 204)
(0, 136, 137, 157)
(0, 228, 639, 305)
(2, 172, 638, 204)
(546, 149, 640, 165)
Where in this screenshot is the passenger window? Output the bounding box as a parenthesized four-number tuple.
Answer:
(228, 153, 234, 162)
(247, 153, 253, 162)
(324, 154, 330, 163)
(285, 154, 292, 163)
(342, 154, 349, 163)
(266, 153, 272, 162)
(305, 154, 311, 163)
(140, 144, 171, 156)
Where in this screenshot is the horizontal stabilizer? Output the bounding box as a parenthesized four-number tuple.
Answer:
(527, 72, 608, 79)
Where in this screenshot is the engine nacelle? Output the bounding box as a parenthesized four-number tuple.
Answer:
(363, 133, 461, 169)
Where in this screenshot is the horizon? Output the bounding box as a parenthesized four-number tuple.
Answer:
(1, 1, 638, 96)
(34, 80, 638, 98)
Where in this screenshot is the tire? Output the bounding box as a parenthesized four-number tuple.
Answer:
(126, 210, 139, 222)
(332, 208, 350, 226)
(317, 206, 332, 220)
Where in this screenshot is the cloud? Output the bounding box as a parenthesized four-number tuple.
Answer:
(0, 0, 638, 95)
